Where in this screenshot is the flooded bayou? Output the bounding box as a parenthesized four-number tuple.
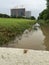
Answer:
(3, 25, 49, 51)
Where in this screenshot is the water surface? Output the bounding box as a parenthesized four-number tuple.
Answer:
(3, 26, 49, 51)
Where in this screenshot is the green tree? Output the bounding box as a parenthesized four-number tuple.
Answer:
(46, 0, 49, 19)
(47, 0, 49, 9)
(38, 0, 49, 20)
(38, 9, 48, 20)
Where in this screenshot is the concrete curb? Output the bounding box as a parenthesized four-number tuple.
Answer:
(0, 47, 49, 65)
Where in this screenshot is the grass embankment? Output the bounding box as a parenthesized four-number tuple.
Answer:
(0, 18, 36, 45)
(38, 20, 49, 26)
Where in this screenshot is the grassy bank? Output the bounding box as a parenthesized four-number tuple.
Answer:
(0, 18, 36, 46)
(38, 20, 49, 26)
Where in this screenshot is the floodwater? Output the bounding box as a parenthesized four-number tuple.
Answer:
(4, 25, 49, 51)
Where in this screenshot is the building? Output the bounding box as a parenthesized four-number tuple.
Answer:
(11, 8, 25, 17)
(25, 11, 31, 18)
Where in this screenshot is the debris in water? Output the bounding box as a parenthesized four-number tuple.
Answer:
(33, 23, 40, 28)
(24, 30, 29, 34)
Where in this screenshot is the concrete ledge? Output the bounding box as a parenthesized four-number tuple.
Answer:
(0, 47, 49, 65)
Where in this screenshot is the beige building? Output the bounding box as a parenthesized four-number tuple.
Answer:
(25, 11, 31, 18)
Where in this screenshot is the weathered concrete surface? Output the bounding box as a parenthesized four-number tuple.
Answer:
(0, 47, 49, 65)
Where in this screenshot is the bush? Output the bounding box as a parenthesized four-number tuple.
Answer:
(46, 20, 49, 24)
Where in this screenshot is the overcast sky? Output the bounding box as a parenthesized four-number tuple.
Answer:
(0, 0, 47, 18)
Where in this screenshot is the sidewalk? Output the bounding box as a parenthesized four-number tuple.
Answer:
(0, 47, 49, 65)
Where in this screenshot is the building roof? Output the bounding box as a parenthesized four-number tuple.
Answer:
(11, 7, 25, 10)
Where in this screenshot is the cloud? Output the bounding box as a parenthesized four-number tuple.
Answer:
(0, 0, 47, 18)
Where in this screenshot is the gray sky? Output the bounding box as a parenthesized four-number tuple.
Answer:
(0, 0, 47, 18)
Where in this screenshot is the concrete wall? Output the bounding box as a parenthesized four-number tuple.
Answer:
(0, 47, 49, 65)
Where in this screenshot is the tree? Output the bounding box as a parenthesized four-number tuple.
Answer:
(30, 16, 36, 20)
(0, 13, 10, 18)
(47, 0, 49, 9)
(46, 0, 49, 19)
(38, 0, 49, 20)
(38, 9, 48, 20)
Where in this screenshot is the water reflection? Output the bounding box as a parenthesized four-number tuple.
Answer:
(7, 27, 46, 50)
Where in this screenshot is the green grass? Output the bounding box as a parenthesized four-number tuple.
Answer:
(0, 18, 36, 46)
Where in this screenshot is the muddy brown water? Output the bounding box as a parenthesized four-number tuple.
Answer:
(3, 26, 49, 51)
